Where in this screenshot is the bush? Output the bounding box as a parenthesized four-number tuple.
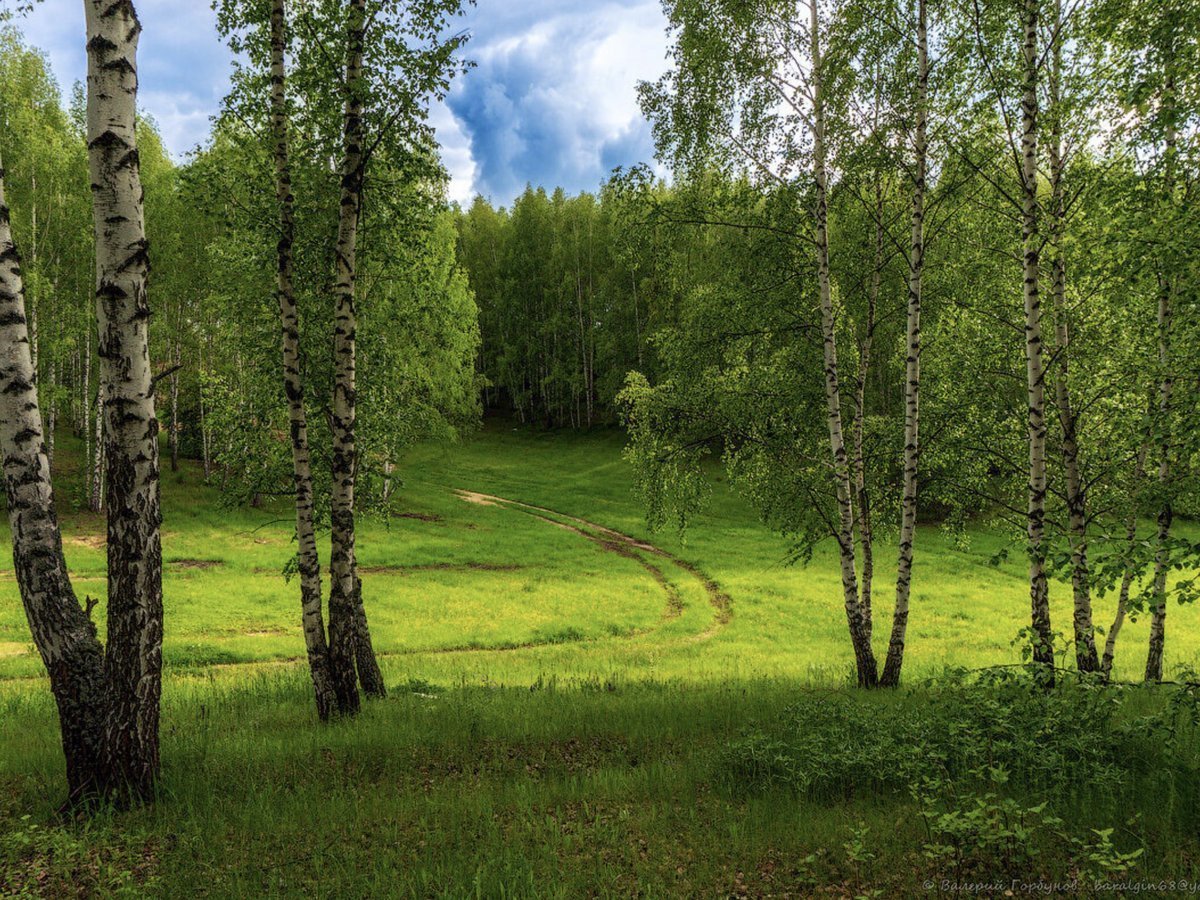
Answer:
(718, 670, 1200, 880)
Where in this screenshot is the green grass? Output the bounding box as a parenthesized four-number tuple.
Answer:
(2, 673, 1198, 897)
(1, 425, 1198, 896)
(3, 423, 1196, 684)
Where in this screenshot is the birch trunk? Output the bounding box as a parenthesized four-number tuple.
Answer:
(83, 330, 92, 491)
(811, 0, 877, 688)
(72, 345, 81, 435)
(1, 168, 109, 806)
(46, 356, 56, 470)
(28, 175, 38, 375)
(270, 0, 337, 721)
(1101, 442, 1147, 680)
(880, 0, 927, 687)
(1144, 286, 1174, 682)
(1019, 0, 1054, 676)
(1145, 476, 1172, 683)
(328, 0, 384, 711)
(85, 0, 164, 801)
(199, 337, 211, 480)
(90, 387, 104, 513)
(168, 341, 180, 473)
(851, 167, 882, 644)
(75, 349, 82, 434)
(1048, 0, 1099, 673)
(1145, 72, 1177, 685)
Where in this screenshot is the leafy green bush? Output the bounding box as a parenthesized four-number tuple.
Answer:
(719, 671, 1199, 879)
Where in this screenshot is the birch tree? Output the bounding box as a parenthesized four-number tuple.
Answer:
(1132, 1, 1194, 683)
(1044, 0, 1101, 674)
(215, 0, 339, 719)
(214, 0, 472, 714)
(0, 0, 164, 805)
(274, 0, 338, 718)
(1083, 0, 1200, 681)
(880, 0, 928, 687)
(628, 0, 947, 687)
(84, 0, 164, 799)
(1017, 0, 1054, 676)
(0, 165, 108, 805)
(304, 0, 471, 709)
(958, 0, 1058, 675)
(326, 0, 378, 710)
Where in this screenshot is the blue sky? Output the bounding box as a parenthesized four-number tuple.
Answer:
(15, 0, 670, 205)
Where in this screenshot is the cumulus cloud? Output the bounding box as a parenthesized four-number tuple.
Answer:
(17, 0, 230, 158)
(429, 100, 479, 206)
(13, 0, 670, 195)
(449, 0, 670, 204)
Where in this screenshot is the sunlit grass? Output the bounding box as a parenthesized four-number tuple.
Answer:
(3, 424, 1195, 686)
(2, 427, 1198, 896)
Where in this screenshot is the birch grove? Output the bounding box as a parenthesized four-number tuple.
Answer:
(0, 0, 1197, 827)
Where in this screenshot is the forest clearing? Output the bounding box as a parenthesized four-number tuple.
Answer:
(2, 0, 1199, 895)
(2, 429, 1199, 896)
(2, 427, 1198, 685)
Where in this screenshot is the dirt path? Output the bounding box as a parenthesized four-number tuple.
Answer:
(454, 489, 731, 637)
(1, 493, 733, 681)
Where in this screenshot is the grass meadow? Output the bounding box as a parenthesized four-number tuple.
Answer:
(2, 424, 1199, 896)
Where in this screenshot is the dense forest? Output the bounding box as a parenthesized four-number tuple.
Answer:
(1, 0, 1200, 893)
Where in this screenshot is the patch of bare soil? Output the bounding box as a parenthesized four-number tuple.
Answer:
(395, 511, 444, 523)
(454, 490, 497, 507)
(360, 562, 525, 575)
(68, 534, 106, 550)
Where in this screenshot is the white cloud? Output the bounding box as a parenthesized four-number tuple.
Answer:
(14, 0, 228, 159)
(447, 0, 669, 201)
(10, 0, 669, 194)
(429, 100, 478, 205)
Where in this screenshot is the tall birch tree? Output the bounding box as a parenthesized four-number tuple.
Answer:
(0, 0, 163, 804)
(84, 0, 164, 798)
(0, 165, 108, 806)
(272, 0, 338, 719)
(880, 0, 928, 687)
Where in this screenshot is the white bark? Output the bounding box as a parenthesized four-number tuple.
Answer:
(1047, 0, 1098, 673)
(1019, 0, 1053, 674)
(811, 0, 877, 688)
(270, 0, 337, 720)
(84, 0, 164, 799)
(1145, 68, 1177, 684)
(328, 0, 385, 710)
(0, 166, 108, 804)
(880, 0, 926, 687)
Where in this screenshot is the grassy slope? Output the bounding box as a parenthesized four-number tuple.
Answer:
(2, 424, 1196, 685)
(1, 426, 1198, 897)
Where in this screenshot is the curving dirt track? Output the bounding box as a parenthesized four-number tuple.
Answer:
(454, 489, 732, 640)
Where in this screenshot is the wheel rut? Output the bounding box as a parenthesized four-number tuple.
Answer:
(454, 489, 731, 640)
